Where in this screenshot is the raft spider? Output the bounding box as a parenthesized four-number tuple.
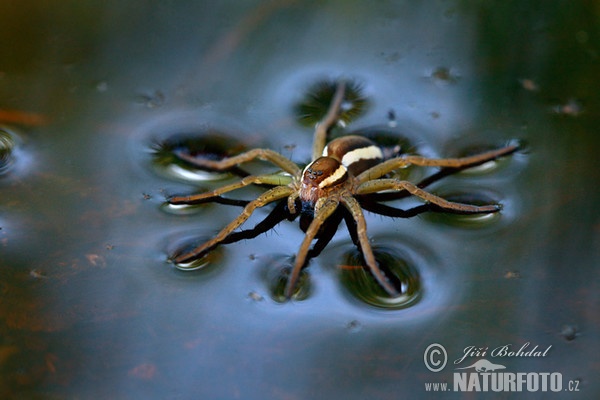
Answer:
(168, 81, 519, 298)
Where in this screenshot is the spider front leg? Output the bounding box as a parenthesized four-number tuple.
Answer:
(285, 197, 340, 298)
(341, 195, 400, 297)
(356, 143, 520, 184)
(357, 179, 499, 213)
(168, 174, 294, 205)
(176, 148, 302, 176)
(312, 80, 347, 160)
(173, 185, 294, 264)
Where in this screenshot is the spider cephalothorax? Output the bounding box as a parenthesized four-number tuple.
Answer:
(168, 81, 519, 298)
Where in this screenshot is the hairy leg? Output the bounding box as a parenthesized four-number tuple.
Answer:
(356, 143, 520, 184)
(176, 148, 301, 176)
(285, 198, 339, 298)
(168, 174, 294, 204)
(357, 179, 499, 213)
(173, 185, 294, 263)
(340, 195, 400, 297)
(219, 199, 293, 246)
(312, 80, 347, 160)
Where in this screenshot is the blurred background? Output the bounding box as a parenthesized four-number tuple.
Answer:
(0, 1, 598, 398)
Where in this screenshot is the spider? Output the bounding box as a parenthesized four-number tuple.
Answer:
(167, 81, 519, 298)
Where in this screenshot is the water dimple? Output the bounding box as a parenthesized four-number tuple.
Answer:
(338, 246, 421, 309)
(422, 190, 503, 228)
(453, 142, 520, 176)
(294, 78, 369, 128)
(0, 128, 16, 176)
(166, 233, 224, 272)
(160, 200, 212, 215)
(173, 257, 212, 271)
(163, 163, 231, 182)
(257, 254, 311, 303)
(150, 131, 248, 182)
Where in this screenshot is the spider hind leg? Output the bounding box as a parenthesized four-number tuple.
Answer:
(341, 195, 401, 297)
(285, 198, 340, 298)
(173, 185, 294, 264)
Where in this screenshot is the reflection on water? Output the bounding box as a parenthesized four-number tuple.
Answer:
(160, 225, 227, 272)
(422, 189, 504, 228)
(0, 129, 14, 173)
(339, 245, 421, 309)
(294, 78, 369, 127)
(0, 128, 20, 177)
(259, 254, 312, 302)
(151, 131, 249, 182)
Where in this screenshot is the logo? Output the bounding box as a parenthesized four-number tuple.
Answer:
(455, 359, 505, 372)
(422, 343, 581, 393)
(423, 343, 447, 372)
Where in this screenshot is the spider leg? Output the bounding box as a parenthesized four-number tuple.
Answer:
(312, 80, 347, 160)
(285, 198, 340, 298)
(287, 191, 300, 215)
(356, 143, 520, 184)
(176, 148, 301, 176)
(340, 195, 400, 297)
(168, 174, 294, 205)
(173, 185, 294, 263)
(357, 179, 499, 213)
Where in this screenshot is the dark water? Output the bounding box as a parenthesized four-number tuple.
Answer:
(1, 1, 598, 398)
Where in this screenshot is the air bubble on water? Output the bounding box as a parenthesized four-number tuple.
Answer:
(561, 324, 579, 341)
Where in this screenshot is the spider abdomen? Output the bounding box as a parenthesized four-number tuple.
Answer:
(323, 135, 383, 176)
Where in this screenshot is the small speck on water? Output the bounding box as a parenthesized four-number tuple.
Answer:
(346, 320, 362, 333)
(561, 324, 578, 341)
(504, 270, 521, 279)
(248, 291, 264, 302)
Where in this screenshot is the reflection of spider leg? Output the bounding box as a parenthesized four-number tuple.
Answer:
(306, 208, 345, 260)
(176, 148, 301, 176)
(356, 143, 520, 184)
(357, 179, 499, 213)
(285, 198, 339, 298)
(341, 195, 400, 297)
(174, 185, 294, 263)
(340, 208, 359, 245)
(203, 196, 250, 207)
(219, 200, 293, 246)
(312, 80, 347, 160)
(168, 174, 294, 204)
(358, 197, 431, 218)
